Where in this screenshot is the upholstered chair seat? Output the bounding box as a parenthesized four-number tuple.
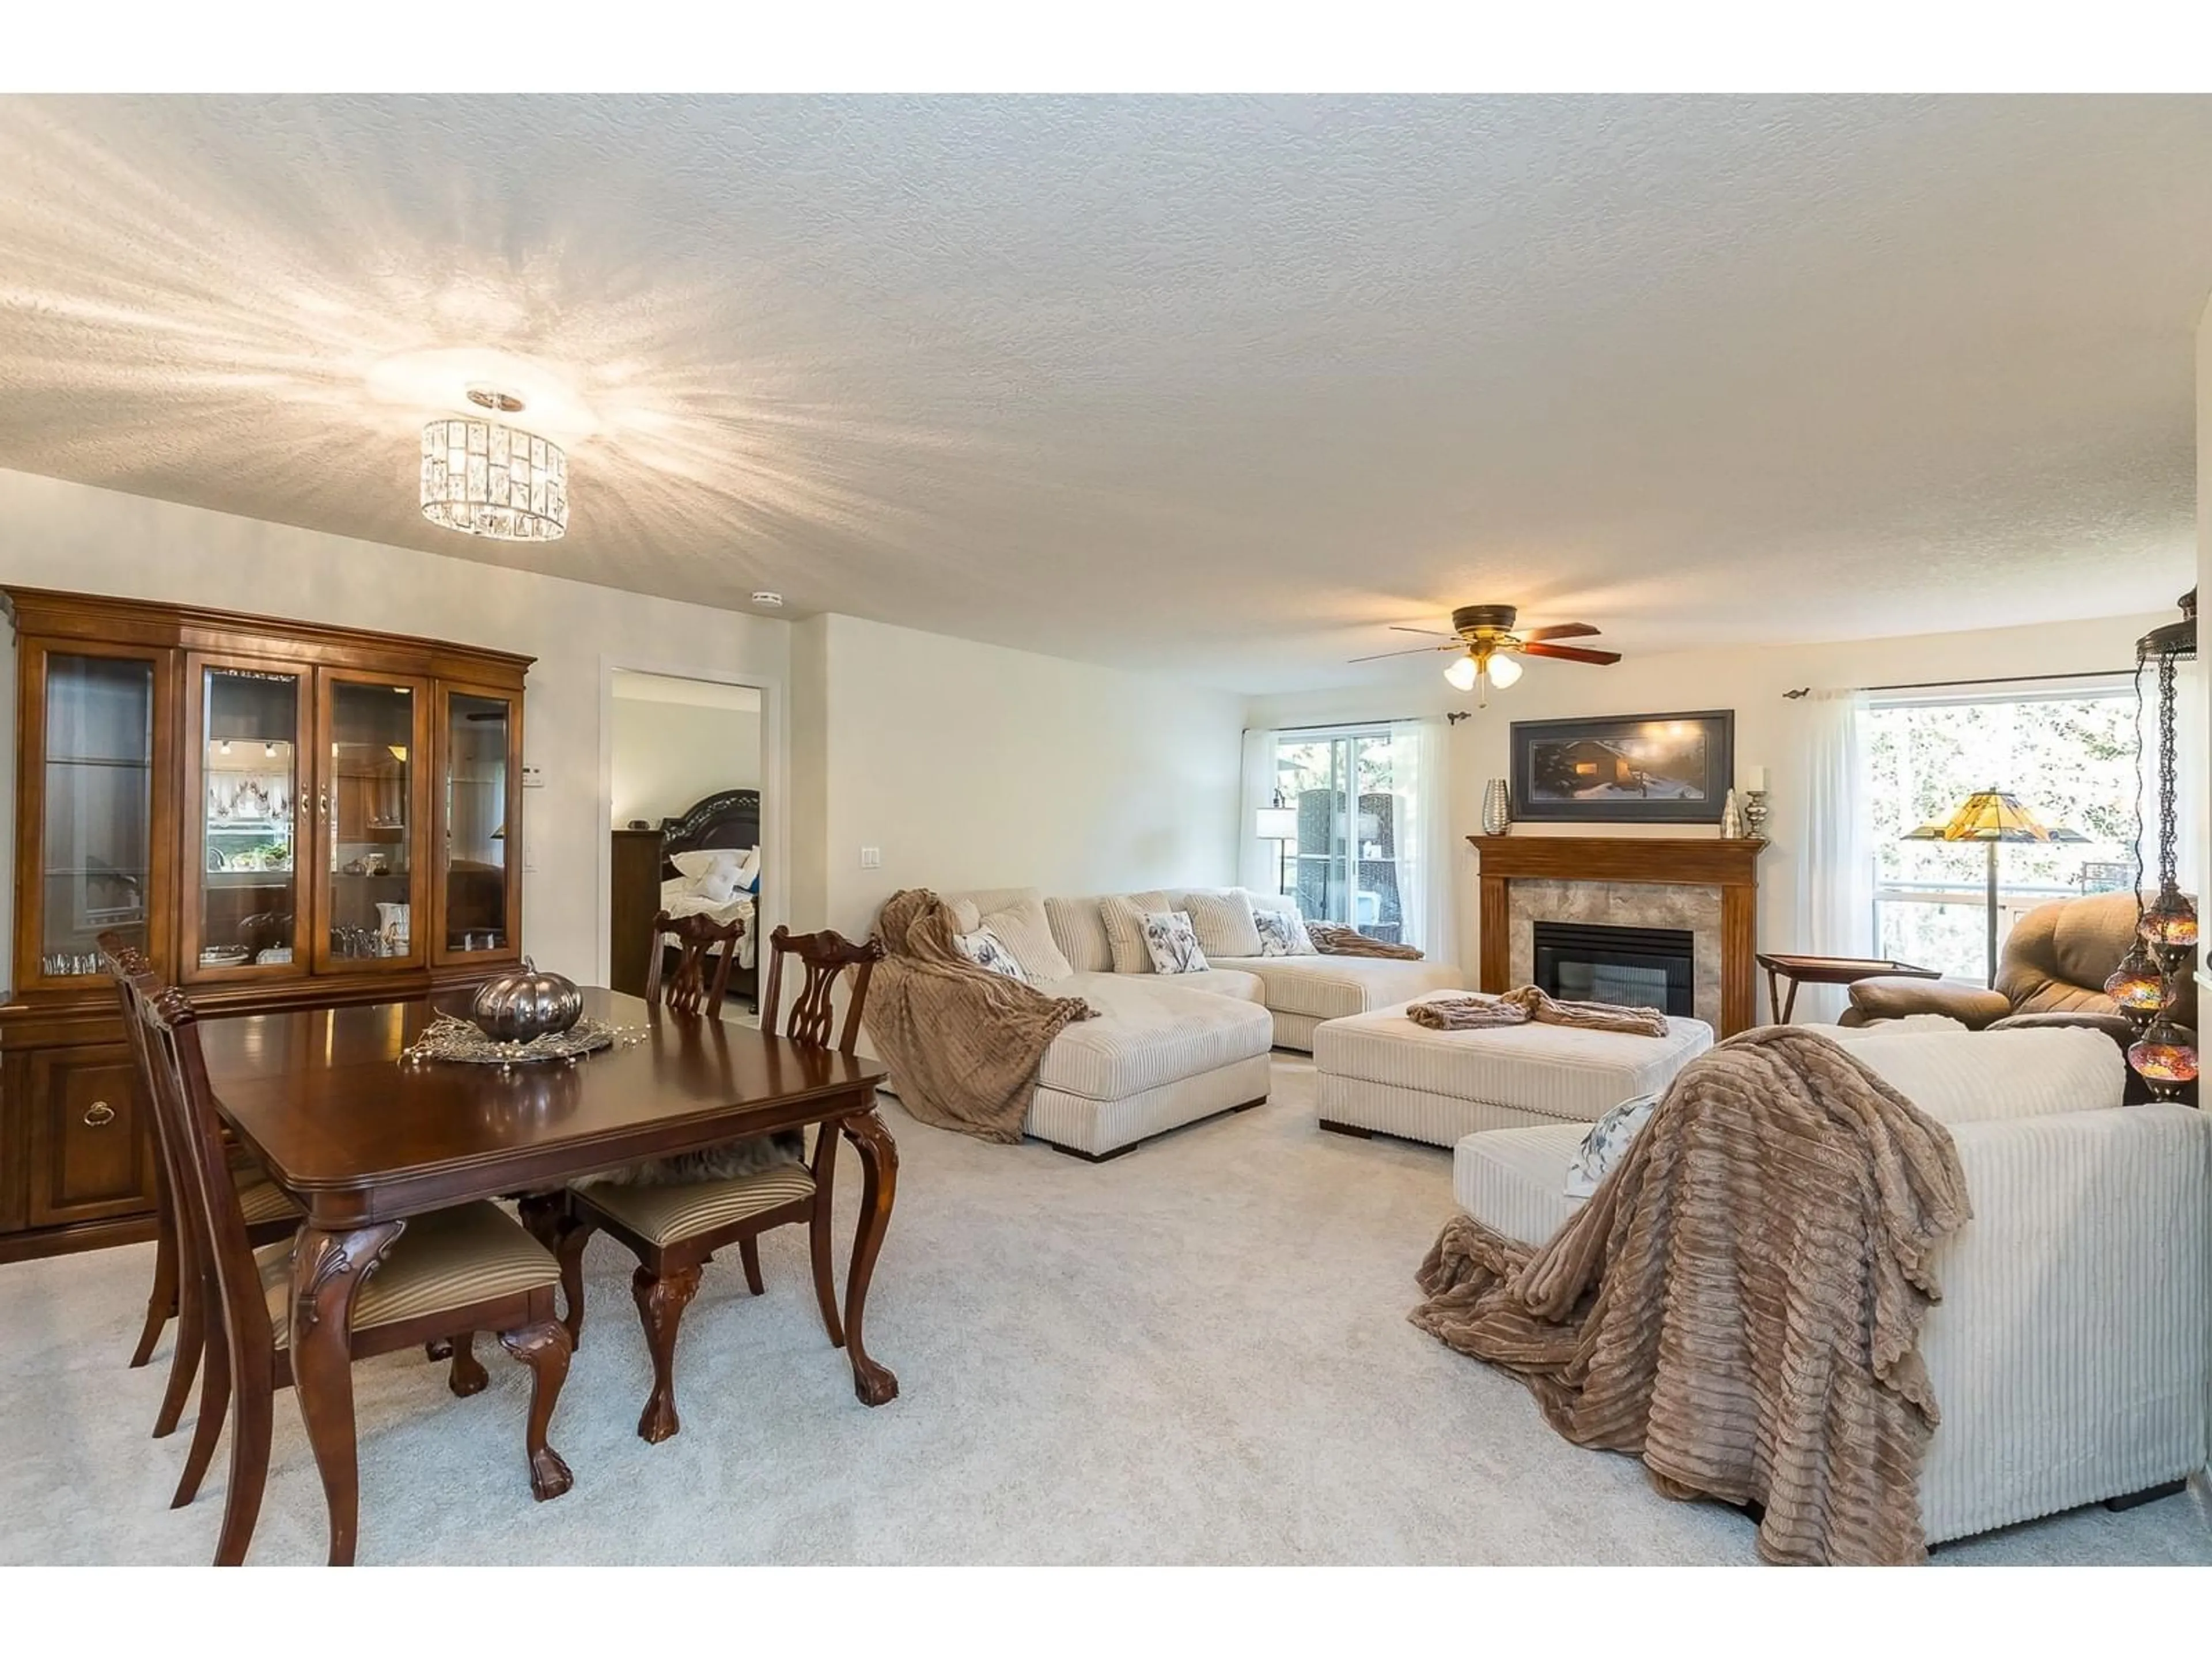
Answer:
(237, 1180, 300, 1228)
(575, 1165, 817, 1250)
(256, 1203, 562, 1344)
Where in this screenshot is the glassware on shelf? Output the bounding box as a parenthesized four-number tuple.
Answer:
(197, 665, 301, 972)
(40, 653, 156, 978)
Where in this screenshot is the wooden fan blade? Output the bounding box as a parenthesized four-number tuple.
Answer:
(1517, 642, 1622, 665)
(1349, 643, 1460, 663)
(1520, 623, 1601, 642)
(1387, 624, 1456, 637)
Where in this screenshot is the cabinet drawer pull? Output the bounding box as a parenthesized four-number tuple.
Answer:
(83, 1100, 116, 1128)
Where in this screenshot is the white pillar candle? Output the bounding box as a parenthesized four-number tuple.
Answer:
(1745, 764, 1768, 793)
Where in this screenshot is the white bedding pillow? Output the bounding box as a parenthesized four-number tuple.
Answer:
(694, 864, 741, 904)
(735, 847, 762, 894)
(669, 849, 731, 881)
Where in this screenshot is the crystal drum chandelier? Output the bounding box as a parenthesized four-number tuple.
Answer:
(419, 389, 569, 541)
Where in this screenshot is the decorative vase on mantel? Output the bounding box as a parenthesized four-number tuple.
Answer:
(1480, 778, 1511, 836)
(1719, 788, 1745, 838)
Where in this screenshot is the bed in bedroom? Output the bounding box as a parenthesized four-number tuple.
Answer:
(609, 787, 762, 1008)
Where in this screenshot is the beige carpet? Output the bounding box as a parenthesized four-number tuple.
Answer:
(1, 1055, 2206, 1566)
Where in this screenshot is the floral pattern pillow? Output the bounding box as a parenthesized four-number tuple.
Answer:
(1565, 1092, 1661, 1198)
(1251, 905, 1316, 957)
(1140, 910, 1210, 975)
(952, 925, 1029, 983)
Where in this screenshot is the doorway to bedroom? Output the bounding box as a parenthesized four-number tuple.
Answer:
(608, 670, 765, 1018)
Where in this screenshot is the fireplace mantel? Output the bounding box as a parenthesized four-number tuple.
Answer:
(1468, 836, 1768, 1035)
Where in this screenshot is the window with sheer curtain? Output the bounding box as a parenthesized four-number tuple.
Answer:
(1248, 720, 1453, 957)
(1865, 672, 2196, 979)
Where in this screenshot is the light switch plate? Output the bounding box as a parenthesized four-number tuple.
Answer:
(520, 764, 546, 789)
(859, 846, 881, 869)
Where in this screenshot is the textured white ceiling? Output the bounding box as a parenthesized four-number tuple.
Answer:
(2, 95, 2209, 692)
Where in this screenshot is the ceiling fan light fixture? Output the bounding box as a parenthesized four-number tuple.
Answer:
(420, 391, 569, 543)
(1486, 651, 1523, 689)
(1444, 652, 1481, 692)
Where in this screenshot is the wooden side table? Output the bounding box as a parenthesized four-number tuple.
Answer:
(1756, 952, 1944, 1025)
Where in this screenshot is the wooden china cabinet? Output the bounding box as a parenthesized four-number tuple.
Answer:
(0, 589, 531, 1262)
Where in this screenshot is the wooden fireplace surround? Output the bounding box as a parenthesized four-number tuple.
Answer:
(1469, 836, 1768, 1036)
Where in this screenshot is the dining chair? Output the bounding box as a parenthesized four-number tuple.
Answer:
(553, 925, 885, 1444)
(99, 934, 303, 1440)
(107, 948, 577, 1566)
(645, 910, 747, 1017)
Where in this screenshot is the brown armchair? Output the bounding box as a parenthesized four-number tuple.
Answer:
(1843, 891, 2195, 1047)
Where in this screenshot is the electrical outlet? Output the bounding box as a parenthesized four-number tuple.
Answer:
(859, 846, 881, 869)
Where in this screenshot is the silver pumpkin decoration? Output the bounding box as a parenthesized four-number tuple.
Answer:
(470, 958, 584, 1042)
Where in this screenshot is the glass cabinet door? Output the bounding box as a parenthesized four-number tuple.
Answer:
(184, 657, 309, 982)
(313, 672, 431, 972)
(434, 684, 521, 965)
(29, 648, 165, 985)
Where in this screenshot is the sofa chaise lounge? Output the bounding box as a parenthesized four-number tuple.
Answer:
(1449, 1026, 2212, 1547)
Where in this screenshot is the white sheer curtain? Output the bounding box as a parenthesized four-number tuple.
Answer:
(1389, 717, 1457, 964)
(1795, 688, 1873, 1021)
(1238, 726, 1282, 895)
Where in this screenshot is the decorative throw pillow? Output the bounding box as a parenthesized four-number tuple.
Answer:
(1140, 911, 1210, 975)
(1178, 888, 1263, 959)
(1565, 1092, 1661, 1199)
(693, 863, 741, 904)
(1099, 891, 1173, 974)
(979, 895, 1075, 983)
(952, 925, 1029, 983)
(1251, 905, 1317, 957)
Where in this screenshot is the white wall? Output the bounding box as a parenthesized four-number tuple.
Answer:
(0, 468, 791, 986)
(1248, 612, 2171, 979)
(609, 676, 762, 827)
(815, 613, 1245, 941)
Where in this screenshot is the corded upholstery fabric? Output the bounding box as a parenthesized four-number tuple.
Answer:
(257, 1201, 558, 1344)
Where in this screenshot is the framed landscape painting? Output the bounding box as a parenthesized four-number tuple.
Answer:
(1508, 709, 1735, 825)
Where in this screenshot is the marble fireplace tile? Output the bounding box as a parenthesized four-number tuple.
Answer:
(1508, 878, 1726, 1029)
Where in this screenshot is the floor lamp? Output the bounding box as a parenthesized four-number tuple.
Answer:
(1255, 802, 1298, 899)
(1902, 787, 2087, 988)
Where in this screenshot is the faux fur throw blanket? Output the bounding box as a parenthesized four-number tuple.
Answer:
(861, 887, 1097, 1143)
(1410, 1027, 1971, 1566)
(574, 1130, 806, 1190)
(1306, 921, 1425, 960)
(1406, 986, 1670, 1038)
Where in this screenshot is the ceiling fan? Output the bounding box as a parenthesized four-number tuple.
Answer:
(1351, 604, 1622, 704)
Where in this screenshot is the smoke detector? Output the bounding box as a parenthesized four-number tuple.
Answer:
(751, 591, 784, 608)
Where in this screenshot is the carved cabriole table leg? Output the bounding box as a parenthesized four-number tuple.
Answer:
(838, 1108, 900, 1407)
(289, 1220, 404, 1567)
(498, 1319, 575, 1499)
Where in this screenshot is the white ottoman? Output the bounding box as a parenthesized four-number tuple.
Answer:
(1313, 999, 1713, 1147)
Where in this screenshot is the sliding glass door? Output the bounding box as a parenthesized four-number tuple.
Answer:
(1269, 726, 1404, 942)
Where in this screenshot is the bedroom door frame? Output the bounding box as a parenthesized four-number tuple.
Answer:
(593, 656, 786, 998)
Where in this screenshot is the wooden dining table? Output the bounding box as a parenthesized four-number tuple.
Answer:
(199, 986, 895, 1566)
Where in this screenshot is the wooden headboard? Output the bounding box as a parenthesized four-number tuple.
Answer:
(658, 788, 760, 875)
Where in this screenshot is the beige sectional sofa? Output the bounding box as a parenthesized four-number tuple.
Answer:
(1041, 887, 1460, 1051)
(932, 887, 1275, 1160)
(1450, 1027, 2212, 1546)
(898, 885, 1458, 1160)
